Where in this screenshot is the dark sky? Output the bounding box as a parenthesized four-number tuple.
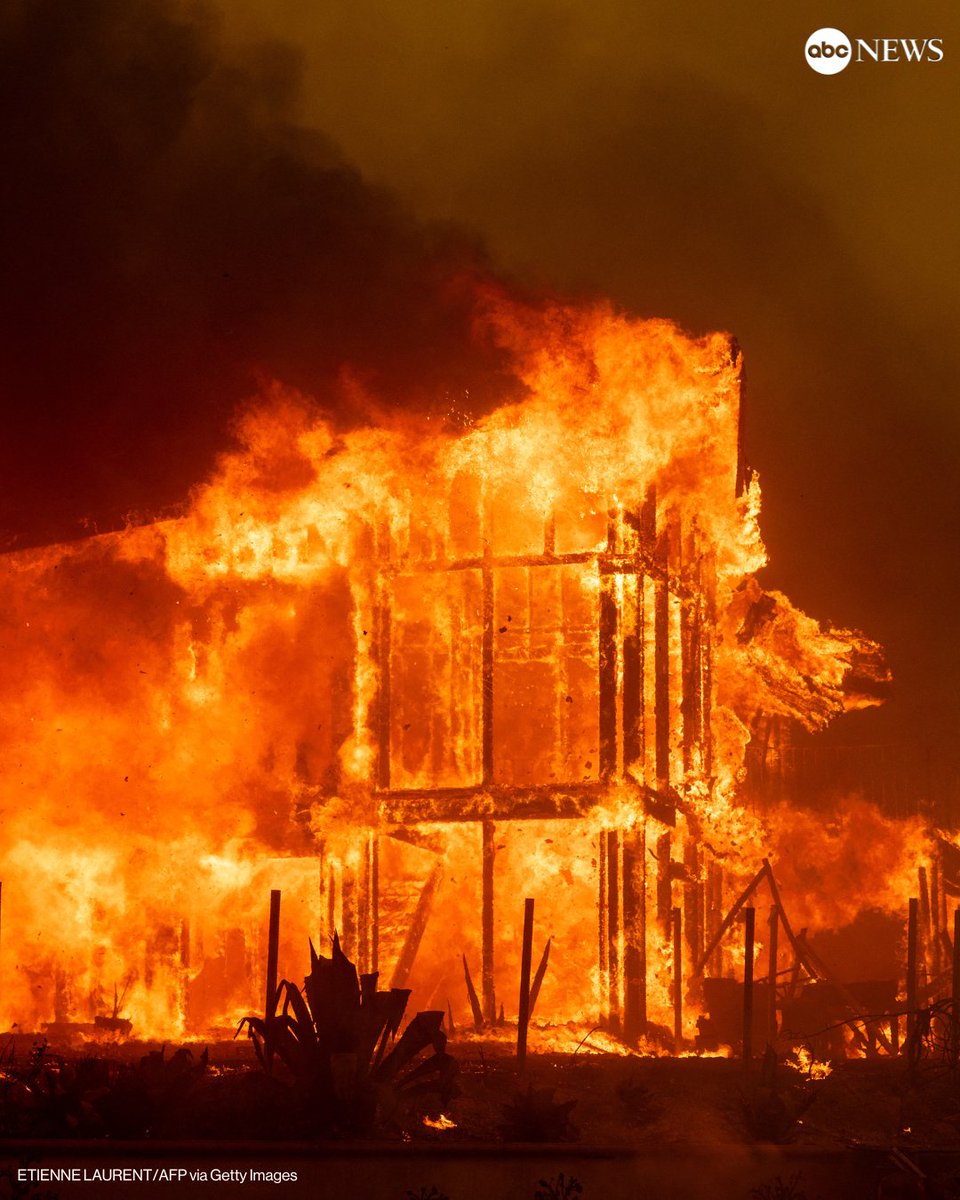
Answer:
(1, 1, 958, 784)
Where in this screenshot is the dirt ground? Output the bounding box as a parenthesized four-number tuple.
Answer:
(5, 1028, 960, 1150)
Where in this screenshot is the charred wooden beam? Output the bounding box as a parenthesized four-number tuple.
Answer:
(529, 937, 551, 1019)
(371, 835, 380, 974)
(482, 819, 496, 1023)
(743, 905, 755, 1063)
(693, 865, 766, 977)
(607, 830, 621, 1033)
(732, 338, 748, 497)
(673, 906, 682, 1053)
(656, 832, 672, 930)
(701, 623, 714, 782)
(265, 890, 281, 1018)
(598, 831, 608, 1000)
(683, 837, 702, 966)
(952, 908, 960, 1065)
(463, 954, 484, 1031)
(342, 864, 357, 961)
(768, 905, 779, 1045)
(379, 780, 677, 825)
(390, 860, 445, 989)
(907, 896, 919, 1052)
(919, 866, 931, 988)
(623, 826, 646, 1044)
(622, 591, 642, 769)
(327, 864, 336, 946)
(654, 581, 670, 789)
(386, 545, 695, 597)
(375, 600, 391, 790)
(931, 860, 942, 984)
(517, 898, 535, 1071)
(481, 559, 494, 786)
(599, 577, 619, 781)
(680, 598, 697, 775)
(706, 860, 723, 977)
(358, 842, 370, 975)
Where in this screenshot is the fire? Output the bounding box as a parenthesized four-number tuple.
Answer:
(788, 1047, 833, 1081)
(422, 1114, 457, 1130)
(0, 291, 898, 1048)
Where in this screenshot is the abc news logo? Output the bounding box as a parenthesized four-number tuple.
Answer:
(805, 27, 944, 75)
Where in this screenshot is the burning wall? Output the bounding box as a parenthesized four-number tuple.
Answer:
(0, 294, 893, 1043)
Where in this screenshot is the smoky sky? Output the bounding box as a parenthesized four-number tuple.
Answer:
(1, 0, 959, 779)
(0, 0, 519, 550)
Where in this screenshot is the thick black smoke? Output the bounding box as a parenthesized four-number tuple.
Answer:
(0, 0, 516, 549)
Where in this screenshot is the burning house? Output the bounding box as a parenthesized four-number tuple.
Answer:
(0, 293, 914, 1051)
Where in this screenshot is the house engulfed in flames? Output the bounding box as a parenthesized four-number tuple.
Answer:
(0, 295, 906, 1048)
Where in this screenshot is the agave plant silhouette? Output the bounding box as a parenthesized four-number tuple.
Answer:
(238, 934, 458, 1133)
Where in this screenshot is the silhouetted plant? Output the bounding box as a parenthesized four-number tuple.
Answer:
(534, 1173, 583, 1199)
(238, 933, 458, 1134)
(750, 1172, 808, 1200)
(0, 1042, 206, 1139)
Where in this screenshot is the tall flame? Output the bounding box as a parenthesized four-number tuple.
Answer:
(0, 293, 898, 1042)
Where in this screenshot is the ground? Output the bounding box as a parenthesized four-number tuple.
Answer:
(3, 1034, 960, 1198)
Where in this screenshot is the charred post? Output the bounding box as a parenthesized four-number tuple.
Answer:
(517, 898, 535, 1072)
(907, 897, 919, 1052)
(607, 829, 621, 1032)
(482, 819, 496, 1023)
(657, 831, 672, 931)
(673, 905, 682, 1053)
(768, 905, 779, 1045)
(599, 573, 619, 781)
(743, 905, 755, 1063)
(370, 835, 380, 973)
(953, 908, 960, 1065)
(391, 860, 444, 989)
(622, 825, 646, 1043)
(265, 889, 281, 1018)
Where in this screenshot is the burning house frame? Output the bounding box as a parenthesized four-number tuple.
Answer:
(0, 297, 899, 1048)
(337, 391, 732, 1041)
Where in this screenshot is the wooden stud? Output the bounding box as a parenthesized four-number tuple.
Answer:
(952, 908, 960, 1065)
(376, 601, 392, 790)
(390, 860, 444, 989)
(607, 830, 621, 1033)
(693, 865, 766, 977)
(623, 825, 646, 1043)
(907, 897, 919, 1053)
(654, 582, 670, 789)
(657, 831, 672, 931)
(598, 830, 608, 1017)
(673, 906, 683, 1054)
(265, 890, 281, 1018)
(371, 835, 380, 974)
(599, 578, 619, 781)
(481, 548, 494, 786)
(768, 905, 779, 1046)
(482, 820, 496, 1022)
(743, 906, 755, 1064)
(517, 898, 535, 1071)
